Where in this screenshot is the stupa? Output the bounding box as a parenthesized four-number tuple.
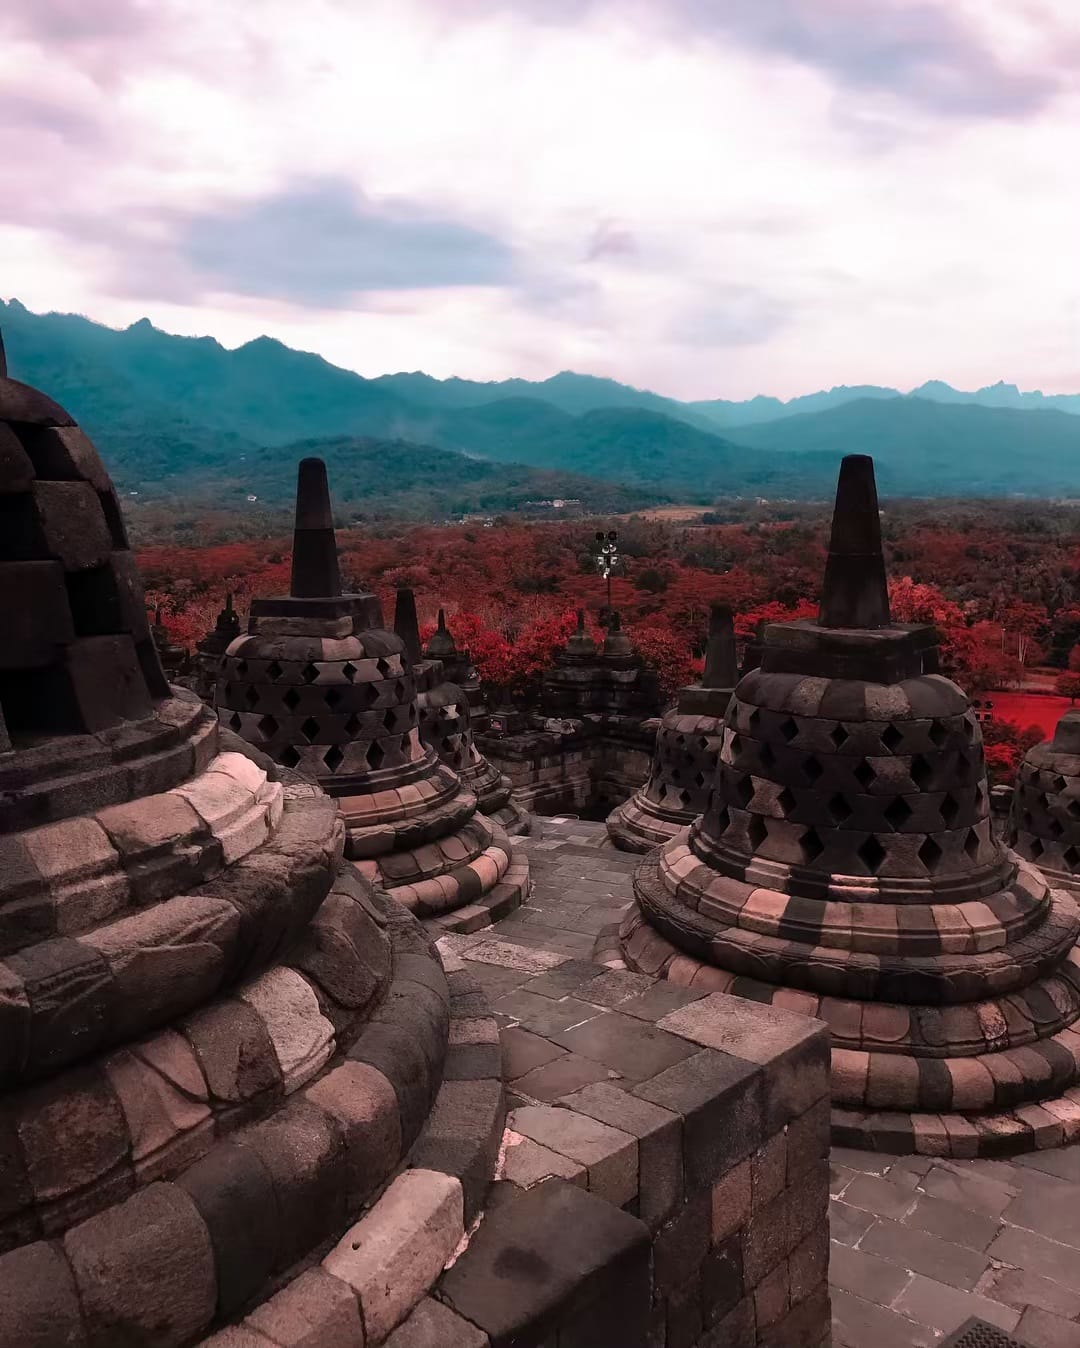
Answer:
(620, 455, 1080, 1157)
(151, 606, 191, 678)
(1010, 709, 1080, 892)
(193, 592, 241, 702)
(427, 608, 489, 728)
(398, 595, 529, 835)
(607, 604, 737, 852)
(216, 461, 529, 928)
(0, 362, 489, 1344)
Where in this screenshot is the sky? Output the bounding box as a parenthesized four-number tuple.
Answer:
(2, 0, 1079, 400)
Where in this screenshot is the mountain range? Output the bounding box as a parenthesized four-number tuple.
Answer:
(2, 297, 1079, 510)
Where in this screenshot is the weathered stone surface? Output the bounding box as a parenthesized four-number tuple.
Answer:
(245, 1268, 364, 1348)
(239, 967, 335, 1093)
(383, 1296, 488, 1348)
(0, 1240, 85, 1348)
(304, 1060, 402, 1207)
(323, 1168, 464, 1343)
(64, 1183, 216, 1348)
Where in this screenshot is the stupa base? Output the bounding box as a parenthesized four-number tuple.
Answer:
(605, 792, 689, 853)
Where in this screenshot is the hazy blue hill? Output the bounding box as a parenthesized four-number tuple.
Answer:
(725, 397, 1080, 494)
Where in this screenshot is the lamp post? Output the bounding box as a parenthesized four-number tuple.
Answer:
(595, 529, 619, 619)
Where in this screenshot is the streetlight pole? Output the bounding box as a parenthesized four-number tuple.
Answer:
(595, 530, 619, 623)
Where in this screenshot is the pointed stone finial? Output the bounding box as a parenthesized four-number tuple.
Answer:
(425, 606, 457, 659)
(394, 587, 422, 664)
(225, 592, 234, 615)
(289, 458, 342, 599)
(438, 609, 447, 632)
(701, 604, 737, 688)
(577, 609, 586, 631)
(819, 454, 891, 629)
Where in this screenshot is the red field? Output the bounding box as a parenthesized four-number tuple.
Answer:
(977, 691, 1073, 738)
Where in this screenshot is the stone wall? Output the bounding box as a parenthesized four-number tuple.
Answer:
(478, 716, 657, 819)
(401, 946, 833, 1348)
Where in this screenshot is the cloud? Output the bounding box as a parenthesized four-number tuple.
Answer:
(0, 0, 154, 45)
(667, 286, 791, 347)
(163, 179, 516, 305)
(585, 220, 639, 261)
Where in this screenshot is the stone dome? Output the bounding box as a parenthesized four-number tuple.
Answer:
(622, 455, 1080, 1157)
(1010, 708, 1080, 890)
(0, 363, 492, 1346)
(607, 604, 737, 852)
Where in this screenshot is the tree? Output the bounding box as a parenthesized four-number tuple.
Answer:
(1056, 672, 1080, 703)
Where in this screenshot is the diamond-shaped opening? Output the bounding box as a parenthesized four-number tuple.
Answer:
(928, 720, 948, 747)
(881, 724, 903, 753)
(804, 755, 824, 784)
(801, 827, 825, 864)
(300, 716, 320, 742)
(383, 708, 399, 731)
(1054, 775, 1068, 792)
(674, 734, 687, 748)
(694, 771, 707, 788)
(367, 740, 386, 770)
(376, 658, 392, 678)
(243, 685, 259, 708)
(678, 789, 692, 808)
(279, 745, 301, 769)
(267, 660, 283, 681)
(831, 723, 850, 749)
(884, 796, 913, 828)
(854, 759, 875, 789)
(324, 687, 343, 710)
(777, 786, 797, 817)
(324, 744, 345, 773)
(828, 792, 852, 823)
(733, 773, 755, 807)
(1067, 798, 1080, 820)
(301, 662, 320, 685)
(1036, 791, 1051, 811)
(858, 834, 887, 873)
(964, 827, 981, 862)
(394, 680, 406, 700)
(918, 836, 943, 873)
(779, 717, 799, 743)
(748, 709, 761, 733)
(1048, 816, 1065, 838)
(940, 793, 960, 827)
(228, 712, 242, 732)
(342, 662, 357, 682)
(283, 687, 301, 710)
(759, 742, 776, 770)
(747, 813, 768, 850)
(1064, 844, 1080, 870)
(910, 754, 934, 790)
(697, 735, 710, 750)
(345, 713, 361, 736)
(730, 734, 742, 758)
(222, 682, 233, 700)
(1029, 837, 1044, 859)
(257, 713, 279, 738)
(714, 805, 731, 834)
(236, 660, 248, 676)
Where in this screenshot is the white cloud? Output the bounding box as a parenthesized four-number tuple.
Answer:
(1, 0, 1078, 398)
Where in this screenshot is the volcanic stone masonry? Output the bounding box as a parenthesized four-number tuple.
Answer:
(615, 453, 1080, 1158)
(607, 603, 738, 853)
(396, 593, 529, 836)
(0, 346, 833, 1348)
(215, 459, 530, 931)
(0, 360, 482, 1345)
(477, 609, 664, 818)
(1009, 708, 1080, 895)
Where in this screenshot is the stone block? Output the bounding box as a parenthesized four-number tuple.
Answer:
(64, 1183, 216, 1348)
(0, 1239, 85, 1348)
(549, 1011, 698, 1082)
(383, 1296, 488, 1348)
(502, 1135, 586, 1188)
(0, 560, 74, 671)
(304, 1060, 402, 1209)
(634, 1049, 763, 1187)
(104, 1035, 211, 1181)
(711, 1158, 751, 1245)
(407, 1078, 504, 1223)
(238, 1100, 347, 1271)
(177, 1140, 280, 1319)
(323, 1169, 464, 1344)
(182, 997, 282, 1115)
(20, 815, 129, 936)
(240, 966, 335, 1094)
(438, 1178, 649, 1347)
(510, 1104, 638, 1206)
(653, 1190, 711, 1294)
(31, 481, 112, 570)
(246, 1268, 364, 1348)
(347, 1022, 439, 1148)
(6, 936, 113, 1076)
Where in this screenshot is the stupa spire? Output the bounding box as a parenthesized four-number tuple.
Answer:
(394, 587, 422, 664)
(701, 604, 737, 689)
(289, 457, 342, 599)
(818, 454, 891, 629)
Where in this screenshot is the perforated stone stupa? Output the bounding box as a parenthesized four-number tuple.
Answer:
(0, 364, 488, 1345)
(402, 596, 529, 836)
(618, 455, 1080, 1157)
(216, 460, 529, 929)
(193, 592, 241, 702)
(607, 604, 738, 852)
(1010, 708, 1080, 892)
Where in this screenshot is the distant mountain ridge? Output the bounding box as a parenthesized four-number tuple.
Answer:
(2, 297, 1079, 504)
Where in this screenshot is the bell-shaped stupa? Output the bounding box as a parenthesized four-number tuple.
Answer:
(0, 358, 490, 1344)
(216, 461, 529, 928)
(607, 604, 737, 852)
(194, 591, 242, 701)
(620, 455, 1080, 1157)
(1010, 709, 1080, 892)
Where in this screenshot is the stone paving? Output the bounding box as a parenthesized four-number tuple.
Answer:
(462, 815, 1080, 1348)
